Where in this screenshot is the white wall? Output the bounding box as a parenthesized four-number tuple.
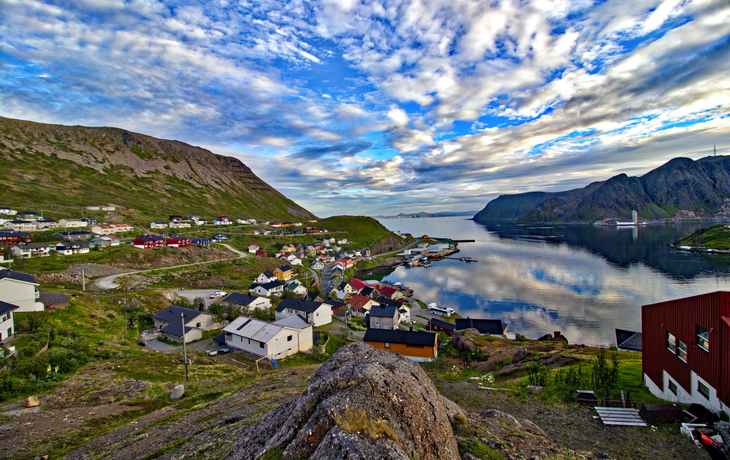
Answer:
(0, 279, 43, 312)
(644, 370, 729, 417)
(226, 326, 313, 358)
(0, 312, 15, 343)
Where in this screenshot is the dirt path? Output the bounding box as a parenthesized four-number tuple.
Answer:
(94, 243, 246, 290)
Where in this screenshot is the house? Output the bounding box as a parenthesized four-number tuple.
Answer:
(189, 215, 201, 221)
(133, 235, 166, 249)
(275, 298, 332, 326)
(286, 254, 302, 266)
(398, 306, 411, 323)
(151, 222, 168, 229)
(55, 241, 91, 255)
(59, 219, 88, 228)
(32, 217, 58, 229)
(169, 215, 185, 221)
(0, 269, 44, 312)
(642, 292, 730, 416)
(54, 231, 92, 241)
(18, 211, 39, 219)
(248, 244, 260, 254)
(236, 218, 249, 224)
(223, 314, 313, 359)
(306, 291, 325, 303)
(4, 220, 34, 231)
(274, 265, 294, 281)
(90, 237, 113, 249)
(0, 231, 31, 246)
(346, 295, 378, 318)
(99, 236, 121, 246)
(152, 306, 220, 343)
(256, 250, 266, 257)
(221, 292, 272, 312)
(455, 318, 512, 339)
(256, 270, 278, 284)
(81, 216, 99, 226)
(366, 304, 400, 330)
(285, 282, 308, 297)
(312, 259, 325, 271)
(92, 224, 134, 235)
(379, 286, 405, 301)
(166, 237, 191, 247)
(0, 301, 19, 345)
(0, 207, 17, 216)
(349, 278, 368, 292)
(282, 244, 296, 253)
(363, 329, 438, 362)
(250, 280, 285, 297)
(359, 286, 379, 299)
(195, 219, 207, 226)
(428, 318, 456, 336)
(213, 217, 232, 225)
(190, 238, 210, 246)
(324, 299, 346, 315)
(212, 234, 228, 242)
(169, 221, 191, 229)
(615, 329, 642, 352)
(12, 244, 52, 259)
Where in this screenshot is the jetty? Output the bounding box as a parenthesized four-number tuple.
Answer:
(444, 256, 478, 263)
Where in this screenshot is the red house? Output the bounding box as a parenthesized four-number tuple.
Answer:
(166, 237, 191, 248)
(133, 236, 166, 249)
(642, 291, 730, 416)
(0, 231, 31, 246)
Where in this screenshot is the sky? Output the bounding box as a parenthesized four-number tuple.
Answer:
(1, 0, 729, 217)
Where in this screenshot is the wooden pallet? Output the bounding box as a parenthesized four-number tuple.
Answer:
(594, 406, 647, 427)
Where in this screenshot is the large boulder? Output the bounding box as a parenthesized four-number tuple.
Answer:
(226, 342, 464, 460)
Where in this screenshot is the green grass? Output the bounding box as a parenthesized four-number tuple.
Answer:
(676, 224, 730, 250)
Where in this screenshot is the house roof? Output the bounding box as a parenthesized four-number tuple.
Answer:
(0, 300, 20, 316)
(275, 297, 323, 313)
(368, 304, 398, 318)
(360, 286, 378, 297)
(375, 297, 400, 308)
(160, 321, 194, 338)
(324, 300, 345, 308)
(260, 280, 284, 290)
(273, 313, 310, 330)
(223, 316, 283, 343)
(262, 270, 275, 278)
(615, 329, 643, 351)
(454, 318, 507, 335)
(429, 318, 456, 331)
(349, 278, 367, 291)
(277, 264, 293, 272)
(153, 305, 205, 324)
(364, 329, 437, 347)
(0, 269, 38, 285)
(347, 294, 376, 311)
(379, 286, 398, 297)
(223, 292, 261, 306)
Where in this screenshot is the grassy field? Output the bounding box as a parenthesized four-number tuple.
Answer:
(676, 224, 730, 249)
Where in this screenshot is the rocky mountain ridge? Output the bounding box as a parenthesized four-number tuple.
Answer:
(0, 116, 313, 221)
(474, 155, 730, 224)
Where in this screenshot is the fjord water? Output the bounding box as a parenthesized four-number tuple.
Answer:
(377, 217, 730, 345)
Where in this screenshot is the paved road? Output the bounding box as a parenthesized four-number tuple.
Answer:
(95, 243, 247, 290)
(175, 289, 225, 308)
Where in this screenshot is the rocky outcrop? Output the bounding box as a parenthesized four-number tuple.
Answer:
(226, 342, 464, 460)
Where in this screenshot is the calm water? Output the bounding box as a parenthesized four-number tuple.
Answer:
(375, 217, 730, 345)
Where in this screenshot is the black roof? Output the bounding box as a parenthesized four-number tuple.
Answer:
(429, 318, 456, 331)
(153, 305, 205, 324)
(454, 318, 507, 335)
(0, 269, 38, 285)
(262, 270, 275, 278)
(0, 300, 20, 316)
(375, 297, 400, 308)
(275, 297, 323, 313)
(325, 300, 345, 308)
(261, 280, 284, 290)
(364, 329, 437, 346)
(368, 304, 398, 318)
(160, 321, 193, 338)
(213, 332, 226, 345)
(277, 264, 293, 272)
(360, 286, 377, 297)
(223, 292, 260, 306)
(616, 329, 643, 351)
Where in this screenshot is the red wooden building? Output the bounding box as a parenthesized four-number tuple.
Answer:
(642, 291, 730, 416)
(166, 237, 191, 248)
(133, 236, 166, 249)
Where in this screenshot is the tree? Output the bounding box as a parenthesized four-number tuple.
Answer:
(193, 297, 206, 311)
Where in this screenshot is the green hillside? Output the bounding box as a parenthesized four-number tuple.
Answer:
(676, 224, 730, 250)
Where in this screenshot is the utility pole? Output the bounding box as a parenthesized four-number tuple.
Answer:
(82, 268, 86, 292)
(181, 313, 188, 382)
(124, 305, 128, 342)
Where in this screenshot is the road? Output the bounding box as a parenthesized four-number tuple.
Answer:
(94, 243, 247, 290)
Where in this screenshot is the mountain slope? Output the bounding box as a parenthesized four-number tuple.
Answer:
(474, 156, 730, 224)
(0, 117, 313, 222)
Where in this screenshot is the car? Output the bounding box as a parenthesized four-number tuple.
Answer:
(210, 291, 227, 299)
(205, 349, 218, 356)
(217, 347, 230, 354)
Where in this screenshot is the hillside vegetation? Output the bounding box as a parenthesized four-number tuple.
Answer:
(0, 116, 313, 224)
(676, 224, 730, 249)
(474, 155, 730, 224)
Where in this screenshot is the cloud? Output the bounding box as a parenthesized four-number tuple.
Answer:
(290, 140, 373, 159)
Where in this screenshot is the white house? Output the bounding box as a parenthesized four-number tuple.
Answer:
(169, 221, 191, 229)
(11, 244, 52, 259)
(312, 259, 325, 271)
(0, 269, 44, 313)
(0, 301, 19, 345)
(255, 270, 278, 284)
(4, 221, 34, 231)
(286, 254, 302, 266)
(275, 298, 332, 326)
(0, 207, 17, 216)
(55, 242, 90, 255)
(221, 292, 272, 312)
(223, 314, 313, 359)
(32, 217, 58, 229)
(285, 282, 308, 297)
(248, 244, 260, 254)
(250, 280, 284, 297)
(150, 222, 168, 229)
(59, 219, 88, 228)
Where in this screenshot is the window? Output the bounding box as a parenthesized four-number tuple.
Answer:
(406, 344, 424, 349)
(668, 380, 678, 395)
(287, 335, 293, 342)
(259, 341, 265, 348)
(384, 342, 390, 349)
(666, 332, 676, 354)
(698, 381, 710, 399)
(697, 325, 709, 352)
(196, 322, 201, 328)
(677, 339, 687, 363)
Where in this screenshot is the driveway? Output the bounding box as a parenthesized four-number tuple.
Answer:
(175, 289, 225, 308)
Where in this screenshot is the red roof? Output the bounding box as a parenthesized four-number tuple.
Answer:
(380, 286, 398, 297)
(347, 295, 373, 311)
(349, 278, 367, 291)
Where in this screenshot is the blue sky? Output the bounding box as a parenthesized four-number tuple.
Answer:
(1, 0, 729, 217)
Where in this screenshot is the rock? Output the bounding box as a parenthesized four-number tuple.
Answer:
(170, 384, 185, 400)
(526, 385, 542, 395)
(512, 348, 530, 363)
(226, 342, 464, 460)
(25, 396, 40, 408)
(451, 330, 478, 353)
(461, 454, 479, 460)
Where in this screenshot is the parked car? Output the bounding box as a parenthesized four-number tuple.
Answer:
(210, 291, 227, 299)
(205, 349, 218, 356)
(217, 347, 230, 354)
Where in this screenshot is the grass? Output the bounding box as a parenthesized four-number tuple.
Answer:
(458, 439, 506, 460)
(333, 407, 399, 443)
(676, 224, 730, 250)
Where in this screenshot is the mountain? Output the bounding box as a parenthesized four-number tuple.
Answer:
(474, 156, 730, 224)
(0, 117, 313, 222)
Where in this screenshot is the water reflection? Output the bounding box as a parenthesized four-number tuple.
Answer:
(376, 217, 730, 345)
